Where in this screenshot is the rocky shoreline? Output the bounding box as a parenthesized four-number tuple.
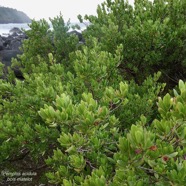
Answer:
(0, 27, 27, 50)
(0, 27, 84, 79)
(0, 27, 26, 79)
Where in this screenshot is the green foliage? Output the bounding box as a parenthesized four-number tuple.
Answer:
(68, 38, 123, 100)
(42, 92, 119, 185)
(81, 0, 186, 86)
(113, 80, 186, 185)
(13, 14, 79, 75)
(15, 19, 53, 74)
(50, 14, 79, 65)
(1, 1, 186, 185)
(114, 72, 165, 128)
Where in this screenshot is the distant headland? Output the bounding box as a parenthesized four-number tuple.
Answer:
(0, 6, 31, 24)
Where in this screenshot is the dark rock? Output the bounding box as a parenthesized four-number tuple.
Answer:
(1, 30, 26, 50)
(0, 36, 4, 50)
(0, 50, 21, 66)
(10, 39, 22, 50)
(0, 50, 22, 78)
(0, 27, 27, 79)
(18, 32, 28, 39)
(9, 27, 23, 35)
(11, 32, 19, 37)
(3, 35, 13, 49)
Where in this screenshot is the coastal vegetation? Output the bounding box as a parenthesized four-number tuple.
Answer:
(0, 0, 186, 185)
(0, 6, 31, 23)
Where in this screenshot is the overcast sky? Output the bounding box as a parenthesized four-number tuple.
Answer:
(0, 0, 134, 22)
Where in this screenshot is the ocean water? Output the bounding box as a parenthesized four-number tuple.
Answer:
(0, 22, 87, 36)
(0, 23, 30, 36)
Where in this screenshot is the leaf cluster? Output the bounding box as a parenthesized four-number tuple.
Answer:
(81, 0, 186, 87)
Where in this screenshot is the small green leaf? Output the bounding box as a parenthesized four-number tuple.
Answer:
(168, 152, 178, 158)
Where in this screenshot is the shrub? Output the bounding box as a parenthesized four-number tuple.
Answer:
(80, 0, 186, 87)
(0, 28, 164, 185)
(113, 80, 186, 185)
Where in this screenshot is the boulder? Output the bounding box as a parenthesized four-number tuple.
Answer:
(0, 36, 4, 50)
(2, 33, 26, 50)
(11, 32, 19, 37)
(9, 27, 23, 35)
(2, 35, 13, 49)
(10, 39, 22, 50)
(0, 50, 21, 66)
(0, 27, 26, 79)
(0, 50, 22, 78)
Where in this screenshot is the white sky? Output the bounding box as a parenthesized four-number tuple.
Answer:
(0, 0, 134, 22)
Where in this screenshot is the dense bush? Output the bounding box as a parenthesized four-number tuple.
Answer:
(80, 0, 186, 87)
(0, 0, 186, 185)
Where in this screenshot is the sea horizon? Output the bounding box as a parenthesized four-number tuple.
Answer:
(0, 21, 87, 36)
